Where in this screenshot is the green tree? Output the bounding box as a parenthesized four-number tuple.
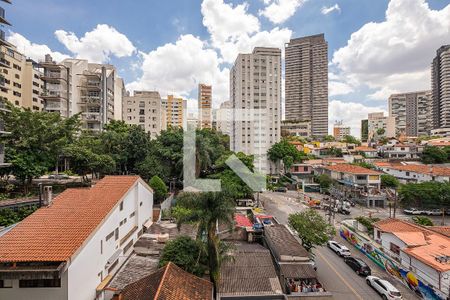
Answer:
(316, 174, 333, 191)
(352, 161, 376, 169)
(159, 236, 207, 277)
(342, 135, 361, 145)
(149, 175, 168, 203)
(323, 135, 335, 142)
(268, 139, 306, 173)
(399, 181, 450, 209)
(172, 190, 235, 290)
(355, 216, 380, 235)
(421, 146, 448, 164)
(381, 174, 400, 189)
(376, 128, 386, 136)
(412, 216, 434, 226)
(288, 209, 335, 251)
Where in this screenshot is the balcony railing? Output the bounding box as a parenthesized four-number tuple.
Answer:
(42, 71, 67, 81)
(83, 112, 101, 121)
(41, 90, 66, 98)
(80, 95, 101, 104)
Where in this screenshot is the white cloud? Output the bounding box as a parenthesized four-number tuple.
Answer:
(55, 24, 136, 63)
(321, 4, 341, 15)
(329, 100, 387, 137)
(201, 0, 292, 63)
(126, 34, 229, 104)
(7, 32, 69, 62)
(329, 81, 354, 97)
(332, 0, 450, 95)
(259, 0, 307, 24)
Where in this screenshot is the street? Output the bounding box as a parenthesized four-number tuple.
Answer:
(261, 191, 419, 300)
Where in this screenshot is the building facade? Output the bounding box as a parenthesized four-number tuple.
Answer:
(230, 47, 282, 174)
(333, 121, 351, 140)
(280, 120, 311, 138)
(368, 112, 396, 141)
(285, 34, 328, 138)
(123, 91, 165, 139)
(0, 176, 154, 300)
(198, 83, 212, 129)
(164, 95, 185, 128)
(216, 100, 231, 135)
(431, 45, 450, 131)
(389, 91, 432, 137)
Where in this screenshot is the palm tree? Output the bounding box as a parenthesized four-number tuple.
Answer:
(172, 189, 235, 291)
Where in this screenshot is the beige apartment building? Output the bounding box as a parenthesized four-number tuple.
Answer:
(123, 91, 165, 138)
(333, 121, 351, 140)
(368, 112, 396, 141)
(216, 100, 231, 135)
(230, 47, 282, 174)
(0, 0, 11, 167)
(432, 45, 450, 132)
(285, 34, 328, 138)
(198, 83, 212, 129)
(281, 120, 311, 138)
(40, 55, 123, 131)
(165, 95, 185, 128)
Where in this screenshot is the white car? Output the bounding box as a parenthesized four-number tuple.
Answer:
(403, 208, 423, 215)
(366, 276, 402, 300)
(327, 241, 351, 257)
(425, 209, 442, 216)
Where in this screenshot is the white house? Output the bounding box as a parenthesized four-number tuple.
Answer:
(0, 176, 154, 300)
(354, 146, 378, 158)
(374, 219, 450, 298)
(380, 143, 423, 159)
(319, 163, 382, 189)
(376, 163, 450, 183)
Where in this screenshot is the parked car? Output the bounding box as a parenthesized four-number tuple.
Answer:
(48, 174, 69, 180)
(327, 241, 351, 257)
(425, 209, 442, 216)
(275, 187, 288, 193)
(344, 256, 371, 276)
(403, 208, 423, 215)
(366, 276, 402, 299)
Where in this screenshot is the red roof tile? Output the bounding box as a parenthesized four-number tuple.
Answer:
(355, 146, 377, 152)
(324, 164, 381, 175)
(234, 214, 252, 228)
(0, 176, 146, 262)
(119, 262, 213, 300)
(381, 164, 450, 176)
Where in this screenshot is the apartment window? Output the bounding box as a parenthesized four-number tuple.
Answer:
(14, 74, 20, 80)
(13, 82, 21, 88)
(0, 279, 12, 288)
(19, 279, 61, 288)
(139, 109, 145, 115)
(13, 91, 21, 97)
(119, 201, 123, 211)
(114, 228, 119, 241)
(130, 211, 135, 218)
(106, 231, 114, 241)
(100, 240, 103, 254)
(356, 175, 366, 180)
(140, 201, 143, 207)
(139, 116, 145, 123)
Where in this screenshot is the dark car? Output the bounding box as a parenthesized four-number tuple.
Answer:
(275, 187, 288, 193)
(344, 256, 371, 276)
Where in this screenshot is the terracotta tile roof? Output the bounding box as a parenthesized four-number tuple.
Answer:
(392, 232, 427, 246)
(119, 262, 213, 300)
(429, 226, 450, 237)
(381, 164, 450, 176)
(0, 176, 144, 263)
(355, 146, 377, 152)
(403, 234, 450, 272)
(428, 141, 450, 147)
(324, 164, 382, 175)
(374, 218, 429, 234)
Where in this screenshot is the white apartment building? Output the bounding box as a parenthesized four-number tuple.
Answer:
(0, 176, 154, 300)
(230, 47, 281, 174)
(333, 121, 351, 140)
(40, 55, 124, 131)
(123, 91, 165, 138)
(368, 112, 396, 140)
(216, 100, 231, 135)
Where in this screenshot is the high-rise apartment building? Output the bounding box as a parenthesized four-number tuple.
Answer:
(165, 95, 185, 128)
(333, 121, 351, 140)
(216, 100, 231, 135)
(198, 83, 212, 129)
(0, 0, 12, 167)
(431, 45, 450, 131)
(40, 55, 123, 131)
(280, 120, 311, 138)
(123, 91, 165, 139)
(368, 112, 396, 141)
(285, 34, 328, 138)
(230, 47, 281, 174)
(361, 119, 369, 142)
(388, 91, 432, 137)
(22, 59, 44, 111)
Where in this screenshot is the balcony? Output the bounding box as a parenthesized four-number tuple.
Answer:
(0, 29, 11, 47)
(0, 7, 11, 26)
(41, 90, 67, 99)
(79, 80, 101, 90)
(41, 71, 67, 82)
(79, 95, 101, 104)
(0, 52, 9, 69)
(0, 75, 8, 90)
(83, 112, 101, 122)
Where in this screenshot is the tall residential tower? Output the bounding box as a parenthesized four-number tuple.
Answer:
(431, 45, 450, 134)
(285, 34, 328, 138)
(230, 47, 281, 174)
(198, 83, 212, 129)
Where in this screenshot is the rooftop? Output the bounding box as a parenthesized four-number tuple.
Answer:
(118, 262, 213, 300)
(378, 163, 450, 176)
(264, 224, 309, 262)
(324, 164, 382, 175)
(218, 242, 283, 297)
(355, 146, 377, 152)
(0, 176, 147, 263)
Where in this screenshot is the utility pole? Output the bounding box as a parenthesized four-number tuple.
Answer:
(393, 188, 397, 218)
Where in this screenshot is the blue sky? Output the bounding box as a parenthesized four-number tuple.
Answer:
(6, 0, 450, 135)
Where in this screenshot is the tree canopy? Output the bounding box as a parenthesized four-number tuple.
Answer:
(380, 174, 400, 189)
(398, 181, 450, 209)
(421, 146, 449, 164)
(267, 139, 306, 173)
(288, 209, 335, 251)
(342, 135, 361, 145)
(148, 175, 168, 203)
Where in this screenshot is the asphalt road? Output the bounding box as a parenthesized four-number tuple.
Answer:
(261, 191, 418, 300)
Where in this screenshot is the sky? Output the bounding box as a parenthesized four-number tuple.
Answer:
(6, 0, 450, 136)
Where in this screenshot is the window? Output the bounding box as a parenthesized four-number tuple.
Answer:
(119, 201, 123, 211)
(106, 231, 114, 241)
(19, 279, 61, 288)
(115, 228, 119, 241)
(390, 242, 400, 255)
(130, 211, 135, 218)
(0, 279, 12, 288)
(100, 240, 103, 254)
